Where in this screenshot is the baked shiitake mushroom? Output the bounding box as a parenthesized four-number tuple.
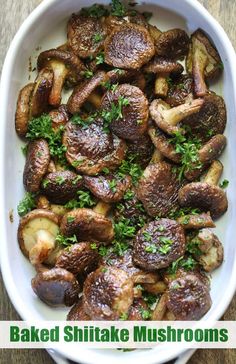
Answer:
(30, 68, 54, 117)
(15, 83, 34, 137)
(67, 298, 91, 320)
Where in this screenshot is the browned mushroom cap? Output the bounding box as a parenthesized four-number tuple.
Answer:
(15, 83, 34, 137)
(67, 71, 106, 114)
(133, 219, 186, 271)
(31, 267, 80, 307)
(155, 29, 190, 59)
(144, 56, 184, 75)
(128, 298, 149, 321)
(63, 119, 126, 175)
(55, 242, 99, 276)
(136, 162, 184, 217)
(104, 23, 155, 69)
(17, 209, 59, 265)
(67, 298, 91, 320)
(178, 182, 228, 219)
(106, 68, 137, 85)
(186, 29, 222, 97)
(37, 49, 86, 106)
(30, 68, 54, 117)
(177, 212, 215, 230)
(23, 139, 50, 193)
(150, 98, 204, 135)
(166, 273, 212, 320)
(148, 126, 181, 164)
(126, 133, 154, 168)
(83, 266, 134, 320)
(101, 84, 149, 140)
(41, 171, 83, 204)
(67, 13, 106, 59)
(184, 134, 227, 180)
(49, 105, 69, 130)
(60, 208, 114, 243)
(101, 249, 158, 284)
(190, 229, 223, 272)
(165, 75, 194, 107)
(142, 281, 167, 295)
(182, 94, 227, 142)
(84, 174, 131, 203)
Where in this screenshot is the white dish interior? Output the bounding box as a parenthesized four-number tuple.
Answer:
(1, 0, 236, 363)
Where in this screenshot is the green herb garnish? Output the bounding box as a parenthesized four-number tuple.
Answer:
(17, 192, 37, 217)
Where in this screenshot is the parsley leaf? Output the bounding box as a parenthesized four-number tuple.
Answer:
(55, 234, 77, 247)
(17, 192, 37, 217)
(80, 4, 109, 18)
(64, 190, 96, 209)
(219, 179, 229, 189)
(111, 0, 126, 17)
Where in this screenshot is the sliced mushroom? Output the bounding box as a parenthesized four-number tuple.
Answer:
(67, 298, 91, 320)
(30, 68, 54, 117)
(60, 208, 114, 243)
(126, 133, 154, 168)
(184, 134, 226, 180)
(63, 119, 126, 175)
(17, 209, 59, 265)
(67, 13, 106, 59)
(133, 218, 186, 271)
(166, 273, 212, 320)
(49, 105, 69, 130)
(23, 139, 50, 193)
(83, 266, 134, 320)
(101, 84, 149, 140)
(104, 23, 155, 69)
(128, 298, 149, 321)
(41, 171, 83, 204)
(152, 293, 168, 320)
(190, 229, 223, 272)
(155, 29, 190, 59)
(177, 212, 215, 229)
(182, 94, 227, 142)
(67, 71, 106, 114)
(149, 98, 204, 135)
(15, 83, 34, 137)
(55, 242, 99, 276)
(136, 161, 184, 217)
(186, 29, 222, 97)
(165, 74, 194, 107)
(37, 49, 86, 106)
(32, 267, 80, 307)
(84, 174, 131, 203)
(178, 160, 228, 219)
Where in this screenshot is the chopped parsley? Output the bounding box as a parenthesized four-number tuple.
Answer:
(120, 312, 129, 320)
(64, 190, 96, 209)
(55, 234, 77, 247)
(111, 0, 126, 17)
(55, 176, 65, 185)
(80, 4, 109, 18)
(116, 154, 143, 185)
(82, 70, 94, 79)
(139, 308, 151, 320)
(219, 179, 229, 189)
(101, 96, 130, 132)
(168, 256, 198, 274)
(67, 216, 75, 223)
(17, 192, 37, 217)
(95, 52, 105, 65)
(93, 33, 103, 43)
(108, 179, 117, 193)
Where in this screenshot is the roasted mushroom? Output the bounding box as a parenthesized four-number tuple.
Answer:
(15, 83, 34, 137)
(149, 98, 204, 135)
(190, 229, 224, 272)
(63, 119, 126, 175)
(17, 209, 59, 265)
(41, 171, 83, 204)
(83, 266, 134, 320)
(165, 75, 194, 107)
(186, 29, 222, 97)
(151, 293, 168, 320)
(48, 105, 70, 130)
(32, 267, 80, 307)
(155, 29, 190, 59)
(67, 71, 106, 114)
(67, 298, 91, 320)
(126, 133, 154, 168)
(136, 161, 184, 217)
(55, 242, 100, 276)
(128, 298, 149, 321)
(177, 212, 215, 230)
(101, 84, 149, 140)
(104, 23, 155, 69)
(166, 273, 212, 320)
(67, 13, 106, 59)
(30, 68, 54, 117)
(133, 219, 186, 271)
(60, 208, 114, 243)
(23, 139, 50, 193)
(178, 160, 228, 219)
(182, 94, 227, 142)
(37, 49, 86, 106)
(84, 174, 131, 203)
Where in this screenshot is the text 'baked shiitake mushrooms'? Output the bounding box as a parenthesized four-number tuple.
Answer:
(18, 209, 59, 266)
(178, 160, 228, 219)
(104, 23, 155, 69)
(32, 267, 80, 307)
(101, 83, 149, 140)
(83, 266, 134, 320)
(133, 218, 186, 271)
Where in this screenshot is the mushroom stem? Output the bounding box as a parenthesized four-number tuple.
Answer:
(192, 46, 208, 97)
(93, 201, 111, 216)
(163, 98, 204, 126)
(149, 148, 163, 164)
(204, 160, 223, 186)
(29, 230, 55, 266)
(155, 73, 169, 97)
(49, 61, 68, 106)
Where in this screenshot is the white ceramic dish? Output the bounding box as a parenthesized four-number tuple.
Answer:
(1, 0, 236, 363)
